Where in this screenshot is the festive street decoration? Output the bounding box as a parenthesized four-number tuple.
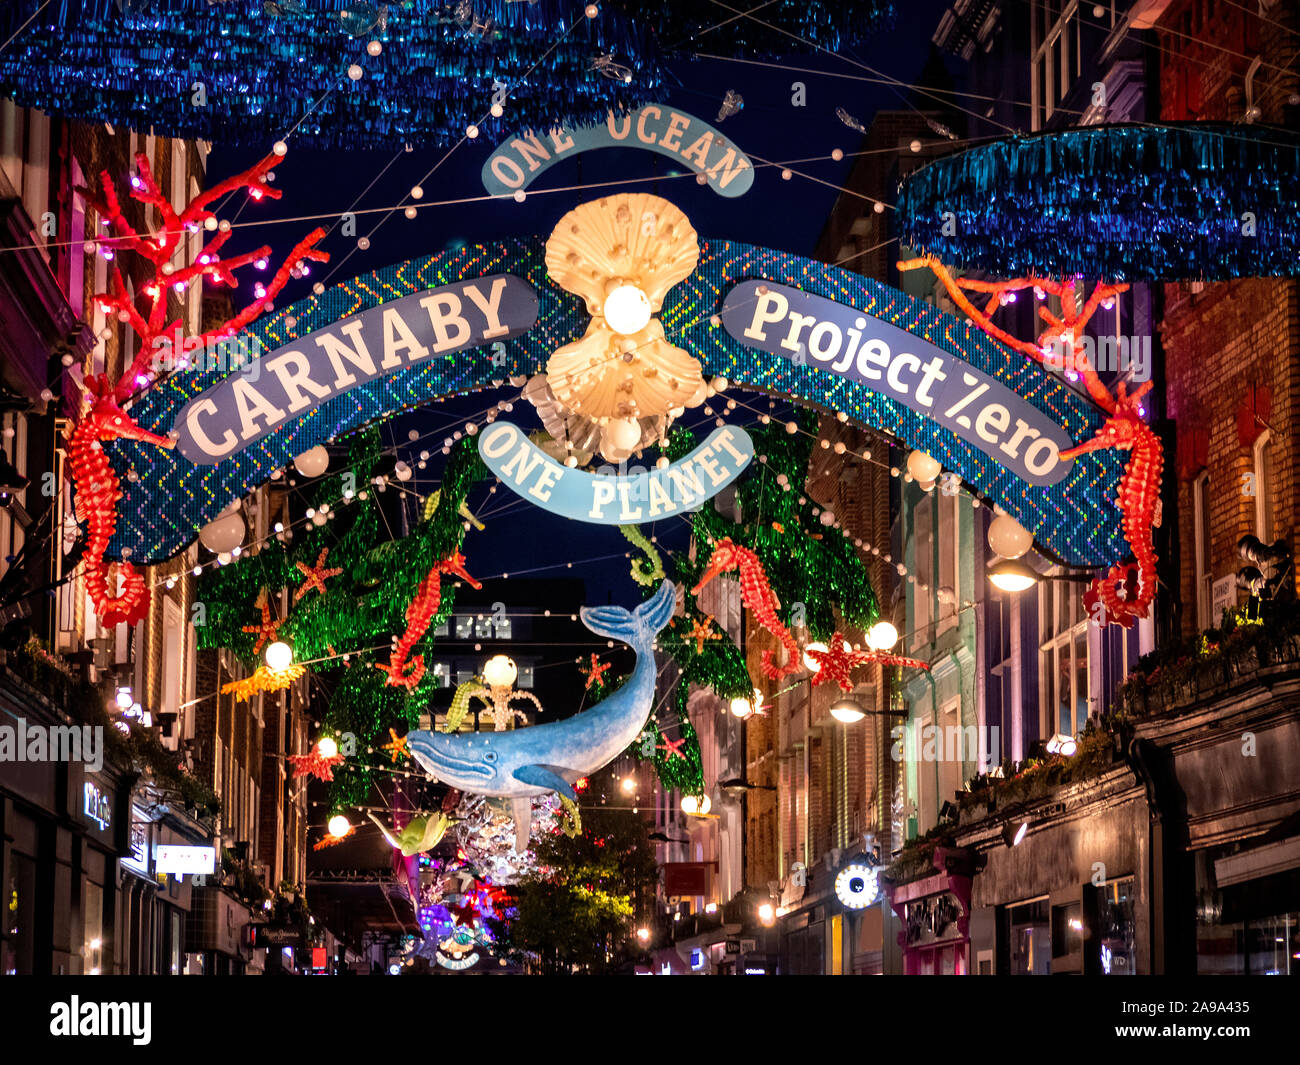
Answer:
(693, 538, 802, 680)
(406, 580, 677, 851)
(288, 741, 346, 783)
(620, 525, 665, 586)
(112, 240, 1125, 570)
(896, 123, 1300, 281)
(379, 729, 410, 764)
(293, 549, 342, 603)
(478, 421, 753, 522)
(806, 633, 929, 693)
(220, 663, 306, 703)
(444, 678, 492, 733)
(482, 106, 755, 199)
(377, 551, 482, 689)
(682, 616, 720, 655)
(67, 374, 175, 627)
(241, 591, 283, 656)
(175, 276, 538, 464)
(899, 257, 1163, 628)
(544, 193, 705, 459)
(581, 654, 612, 692)
(367, 811, 452, 858)
(69, 149, 326, 628)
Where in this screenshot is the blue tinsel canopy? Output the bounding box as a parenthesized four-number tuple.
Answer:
(0, 0, 894, 151)
(896, 123, 1300, 282)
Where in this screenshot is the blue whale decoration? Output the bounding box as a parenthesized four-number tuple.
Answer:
(407, 579, 677, 849)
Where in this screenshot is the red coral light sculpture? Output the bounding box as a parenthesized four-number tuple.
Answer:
(68, 150, 328, 629)
(898, 255, 1161, 628)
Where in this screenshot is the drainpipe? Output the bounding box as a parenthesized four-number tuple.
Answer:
(1124, 732, 1194, 974)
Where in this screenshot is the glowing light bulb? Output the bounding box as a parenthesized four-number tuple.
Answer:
(602, 284, 652, 335)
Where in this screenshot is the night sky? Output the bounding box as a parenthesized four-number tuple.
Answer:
(208, 1, 957, 612)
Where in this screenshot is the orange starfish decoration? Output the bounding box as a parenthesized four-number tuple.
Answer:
(293, 547, 342, 602)
(685, 616, 719, 654)
(581, 653, 612, 691)
(241, 589, 282, 654)
(380, 728, 409, 764)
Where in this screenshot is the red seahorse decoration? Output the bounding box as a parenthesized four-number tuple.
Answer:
(67, 374, 175, 627)
(377, 550, 482, 689)
(692, 537, 802, 679)
(1057, 379, 1162, 629)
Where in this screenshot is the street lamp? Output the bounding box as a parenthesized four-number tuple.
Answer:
(757, 902, 775, 926)
(829, 698, 866, 724)
(988, 558, 1096, 593)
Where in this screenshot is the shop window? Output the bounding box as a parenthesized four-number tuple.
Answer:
(1094, 876, 1137, 975)
(1006, 898, 1051, 975)
(1039, 577, 1091, 739)
(1051, 900, 1083, 959)
(3, 853, 36, 975)
(517, 662, 535, 689)
(937, 492, 960, 636)
(83, 880, 104, 975)
(455, 615, 474, 639)
(1193, 471, 1212, 628)
(912, 498, 933, 649)
(430, 661, 452, 687)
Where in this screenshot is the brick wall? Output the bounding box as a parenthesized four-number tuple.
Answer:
(1159, 0, 1300, 635)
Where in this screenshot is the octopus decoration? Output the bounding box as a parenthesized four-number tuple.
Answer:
(692, 537, 802, 680)
(539, 193, 707, 462)
(898, 256, 1161, 628)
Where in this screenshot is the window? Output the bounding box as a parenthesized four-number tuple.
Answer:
(516, 662, 535, 689)
(1039, 577, 1091, 738)
(1094, 876, 1137, 975)
(1007, 898, 1051, 975)
(912, 712, 935, 833)
(912, 497, 933, 649)
(1193, 472, 1212, 628)
(83, 881, 104, 975)
(454, 615, 474, 639)
(430, 661, 452, 687)
(937, 698, 962, 810)
(937, 491, 960, 636)
(1052, 901, 1083, 959)
(1253, 429, 1274, 542)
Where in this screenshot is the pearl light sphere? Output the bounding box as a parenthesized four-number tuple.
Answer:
(867, 621, 899, 651)
(681, 794, 711, 816)
(327, 815, 351, 838)
(729, 695, 753, 718)
(198, 509, 245, 554)
(906, 449, 942, 483)
(988, 513, 1033, 559)
(316, 736, 338, 760)
(293, 445, 330, 478)
(265, 640, 294, 671)
(802, 641, 828, 673)
(602, 283, 652, 335)
(606, 417, 642, 451)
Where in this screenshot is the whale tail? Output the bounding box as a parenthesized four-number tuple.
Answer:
(580, 579, 676, 651)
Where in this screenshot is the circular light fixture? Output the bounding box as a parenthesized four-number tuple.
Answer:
(988, 558, 1039, 593)
(293, 445, 330, 478)
(482, 654, 517, 688)
(1002, 821, 1029, 847)
(265, 640, 293, 671)
(681, 794, 711, 816)
(802, 641, 829, 673)
(316, 736, 339, 760)
(636, 926, 649, 942)
(829, 699, 866, 724)
(867, 620, 899, 651)
(621, 776, 636, 794)
(757, 902, 775, 926)
(729, 695, 753, 718)
(1046, 732, 1078, 757)
(988, 513, 1033, 559)
(602, 283, 652, 335)
(114, 687, 133, 709)
(327, 814, 351, 838)
(834, 862, 879, 909)
(198, 509, 245, 554)
(906, 449, 942, 483)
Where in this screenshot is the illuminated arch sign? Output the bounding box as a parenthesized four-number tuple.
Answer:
(107, 240, 1126, 569)
(481, 106, 754, 199)
(722, 281, 1073, 486)
(478, 422, 753, 522)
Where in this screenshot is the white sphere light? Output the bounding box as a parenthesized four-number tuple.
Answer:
(265, 640, 294, 671)
(802, 641, 829, 673)
(605, 417, 642, 452)
(867, 621, 899, 651)
(834, 862, 879, 909)
(316, 736, 338, 760)
(729, 695, 753, 718)
(681, 794, 711, 816)
(988, 513, 1034, 559)
(906, 450, 942, 483)
(482, 654, 518, 688)
(327, 814, 351, 838)
(602, 283, 652, 335)
(394, 460, 413, 482)
(198, 511, 245, 554)
(293, 445, 330, 478)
